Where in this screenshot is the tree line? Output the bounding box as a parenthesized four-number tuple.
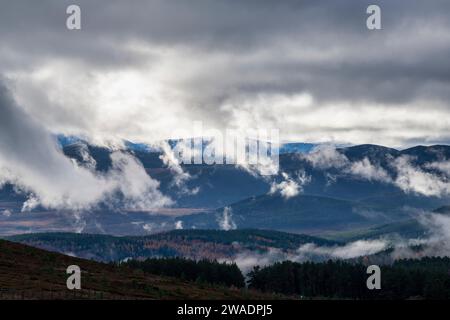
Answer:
(247, 257, 450, 299)
(122, 257, 245, 288)
(122, 256, 450, 299)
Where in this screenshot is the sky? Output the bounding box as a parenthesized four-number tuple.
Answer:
(1, 0, 450, 148)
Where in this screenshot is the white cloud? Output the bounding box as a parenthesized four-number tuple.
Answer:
(393, 156, 450, 197)
(76, 143, 97, 170)
(108, 152, 173, 210)
(426, 160, 450, 177)
(230, 248, 287, 274)
(217, 207, 237, 231)
(0, 82, 172, 211)
(158, 140, 198, 195)
(304, 145, 349, 169)
(391, 212, 450, 259)
(269, 171, 310, 199)
(175, 220, 183, 230)
(229, 239, 388, 274)
(297, 240, 388, 260)
(305, 146, 450, 198)
(305, 145, 392, 183)
(142, 223, 155, 232)
(347, 158, 391, 183)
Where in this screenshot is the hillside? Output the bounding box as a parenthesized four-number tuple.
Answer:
(325, 220, 427, 242)
(5, 229, 338, 262)
(324, 205, 450, 241)
(179, 194, 398, 234)
(0, 239, 270, 300)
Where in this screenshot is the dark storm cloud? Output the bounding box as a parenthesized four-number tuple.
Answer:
(1, 0, 450, 102)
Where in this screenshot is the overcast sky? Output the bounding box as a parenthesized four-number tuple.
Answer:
(1, 0, 450, 148)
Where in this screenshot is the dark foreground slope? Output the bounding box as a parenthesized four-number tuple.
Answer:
(0, 239, 269, 300)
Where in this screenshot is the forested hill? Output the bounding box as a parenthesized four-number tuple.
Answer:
(5, 229, 339, 262)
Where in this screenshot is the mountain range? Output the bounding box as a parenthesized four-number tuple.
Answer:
(1, 138, 450, 236)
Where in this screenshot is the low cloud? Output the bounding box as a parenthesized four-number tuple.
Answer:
(140, 221, 169, 233)
(217, 206, 237, 231)
(158, 140, 199, 195)
(305, 145, 391, 183)
(305, 146, 450, 197)
(305, 145, 392, 184)
(231, 248, 289, 274)
(392, 212, 450, 259)
(175, 220, 183, 230)
(305, 145, 349, 170)
(269, 171, 310, 199)
(230, 239, 389, 274)
(297, 240, 388, 260)
(347, 158, 392, 183)
(393, 156, 450, 197)
(426, 160, 450, 177)
(227, 209, 450, 273)
(0, 81, 172, 212)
